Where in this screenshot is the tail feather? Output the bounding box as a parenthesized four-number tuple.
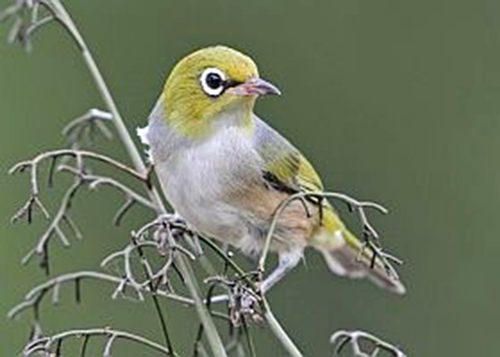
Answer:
(318, 229, 406, 295)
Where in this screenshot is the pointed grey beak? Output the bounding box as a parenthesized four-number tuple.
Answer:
(230, 77, 281, 97)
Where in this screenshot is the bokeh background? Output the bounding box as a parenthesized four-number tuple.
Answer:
(1, 0, 499, 355)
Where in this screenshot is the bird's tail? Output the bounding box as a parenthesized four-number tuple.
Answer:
(315, 228, 406, 295)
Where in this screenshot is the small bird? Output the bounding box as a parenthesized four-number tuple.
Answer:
(139, 46, 405, 295)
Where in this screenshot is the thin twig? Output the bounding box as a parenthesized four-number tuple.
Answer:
(62, 108, 113, 146)
(8, 270, 229, 322)
(263, 304, 303, 357)
(330, 330, 407, 357)
(20, 180, 81, 272)
(131, 234, 175, 354)
(22, 327, 173, 356)
(9, 149, 148, 188)
(58, 165, 156, 216)
(258, 191, 402, 281)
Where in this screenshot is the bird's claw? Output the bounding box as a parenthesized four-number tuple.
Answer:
(240, 289, 259, 313)
(151, 214, 194, 256)
(223, 286, 263, 326)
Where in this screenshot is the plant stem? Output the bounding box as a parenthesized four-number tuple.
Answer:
(49, 0, 148, 177)
(263, 303, 303, 357)
(176, 255, 228, 357)
(24, 328, 172, 356)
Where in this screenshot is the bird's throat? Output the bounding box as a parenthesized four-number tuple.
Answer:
(167, 98, 256, 139)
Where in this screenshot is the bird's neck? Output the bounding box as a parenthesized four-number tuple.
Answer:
(167, 99, 256, 140)
(211, 105, 255, 134)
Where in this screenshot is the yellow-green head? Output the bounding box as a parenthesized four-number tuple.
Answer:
(163, 46, 280, 137)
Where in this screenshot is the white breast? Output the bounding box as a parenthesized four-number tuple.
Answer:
(154, 125, 262, 245)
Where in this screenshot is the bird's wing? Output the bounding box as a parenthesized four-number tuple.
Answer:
(252, 115, 324, 195)
(252, 116, 405, 294)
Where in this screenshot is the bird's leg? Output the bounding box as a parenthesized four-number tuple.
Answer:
(239, 250, 303, 314)
(259, 250, 302, 293)
(206, 250, 302, 309)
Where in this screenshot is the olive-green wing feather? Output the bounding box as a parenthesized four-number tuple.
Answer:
(252, 116, 323, 194)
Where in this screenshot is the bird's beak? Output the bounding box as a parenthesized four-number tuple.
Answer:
(229, 77, 281, 97)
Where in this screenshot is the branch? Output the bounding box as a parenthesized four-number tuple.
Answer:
(263, 306, 303, 357)
(9, 149, 150, 227)
(9, 149, 148, 194)
(8, 271, 229, 322)
(10, 150, 156, 271)
(258, 191, 403, 281)
(22, 327, 173, 357)
(199, 240, 304, 356)
(58, 165, 156, 225)
(100, 217, 197, 292)
(20, 180, 82, 274)
(62, 108, 114, 147)
(1, 0, 53, 51)
(330, 330, 407, 357)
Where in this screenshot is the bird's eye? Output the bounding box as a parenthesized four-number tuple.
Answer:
(206, 72, 223, 89)
(200, 68, 226, 97)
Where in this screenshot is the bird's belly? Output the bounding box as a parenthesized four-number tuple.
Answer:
(154, 130, 262, 249)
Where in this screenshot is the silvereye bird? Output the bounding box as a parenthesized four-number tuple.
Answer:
(138, 45, 405, 295)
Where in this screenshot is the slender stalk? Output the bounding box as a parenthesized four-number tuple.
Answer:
(133, 238, 175, 354)
(263, 305, 303, 357)
(48, 0, 148, 178)
(176, 255, 228, 356)
(23, 328, 172, 356)
(330, 330, 407, 356)
(258, 191, 392, 273)
(264, 312, 302, 356)
(8, 270, 230, 322)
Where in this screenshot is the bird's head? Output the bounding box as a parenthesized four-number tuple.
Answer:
(162, 46, 280, 137)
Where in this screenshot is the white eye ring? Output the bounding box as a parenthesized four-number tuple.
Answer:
(200, 67, 226, 97)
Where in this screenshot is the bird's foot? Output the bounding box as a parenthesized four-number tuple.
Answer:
(156, 213, 189, 231)
(205, 275, 264, 325)
(231, 287, 264, 325)
(151, 213, 197, 257)
(240, 288, 260, 314)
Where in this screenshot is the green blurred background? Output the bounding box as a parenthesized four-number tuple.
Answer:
(1, 0, 499, 355)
